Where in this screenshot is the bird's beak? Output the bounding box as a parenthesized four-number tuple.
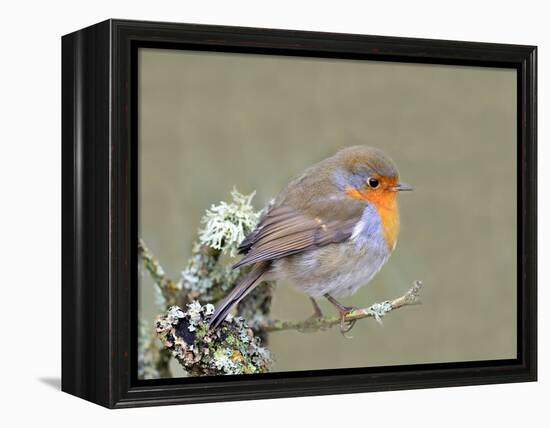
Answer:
(393, 182, 413, 191)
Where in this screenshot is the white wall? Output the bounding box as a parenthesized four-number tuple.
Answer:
(0, 1, 546, 426)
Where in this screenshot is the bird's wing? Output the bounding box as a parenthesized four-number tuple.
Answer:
(234, 203, 362, 268)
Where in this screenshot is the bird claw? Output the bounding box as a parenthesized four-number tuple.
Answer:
(324, 294, 359, 337)
(339, 308, 357, 337)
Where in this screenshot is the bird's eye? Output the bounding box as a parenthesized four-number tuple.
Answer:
(367, 177, 379, 188)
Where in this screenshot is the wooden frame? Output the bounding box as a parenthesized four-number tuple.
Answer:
(62, 19, 537, 408)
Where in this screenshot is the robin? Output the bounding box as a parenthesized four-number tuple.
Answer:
(209, 146, 412, 333)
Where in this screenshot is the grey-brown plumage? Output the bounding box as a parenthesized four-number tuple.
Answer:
(209, 146, 409, 331)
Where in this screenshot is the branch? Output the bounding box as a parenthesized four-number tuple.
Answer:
(138, 238, 230, 307)
(260, 281, 423, 333)
(138, 238, 182, 307)
(154, 283, 423, 375)
(138, 234, 274, 377)
(156, 303, 272, 376)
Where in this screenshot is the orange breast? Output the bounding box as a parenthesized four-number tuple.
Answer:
(345, 186, 400, 250)
(376, 200, 400, 250)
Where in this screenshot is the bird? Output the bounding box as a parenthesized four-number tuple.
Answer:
(208, 146, 412, 334)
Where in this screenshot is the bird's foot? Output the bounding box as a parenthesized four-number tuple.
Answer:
(337, 306, 358, 336)
(324, 294, 358, 337)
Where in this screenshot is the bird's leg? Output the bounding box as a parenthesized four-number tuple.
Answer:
(297, 298, 326, 333)
(309, 297, 324, 318)
(324, 294, 358, 334)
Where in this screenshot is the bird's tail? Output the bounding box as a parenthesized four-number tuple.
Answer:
(208, 262, 269, 331)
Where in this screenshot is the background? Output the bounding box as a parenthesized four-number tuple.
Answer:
(138, 49, 517, 374)
(0, 0, 546, 426)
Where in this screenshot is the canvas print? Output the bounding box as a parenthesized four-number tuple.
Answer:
(137, 48, 517, 379)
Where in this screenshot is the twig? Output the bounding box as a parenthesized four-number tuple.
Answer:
(138, 238, 181, 306)
(260, 281, 423, 333)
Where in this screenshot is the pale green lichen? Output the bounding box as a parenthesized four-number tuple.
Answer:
(180, 188, 262, 299)
(367, 301, 393, 324)
(180, 243, 241, 299)
(198, 188, 261, 257)
(156, 302, 272, 376)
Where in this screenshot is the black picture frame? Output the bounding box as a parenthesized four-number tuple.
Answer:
(61, 19, 537, 408)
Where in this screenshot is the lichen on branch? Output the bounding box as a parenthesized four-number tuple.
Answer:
(198, 188, 261, 257)
(156, 302, 272, 376)
(178, 188, 264, 303)
(179, 243, 239, 303)
(139, 188, 271, 378)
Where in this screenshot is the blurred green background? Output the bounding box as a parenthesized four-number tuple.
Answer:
(138, 48, 517, 376)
